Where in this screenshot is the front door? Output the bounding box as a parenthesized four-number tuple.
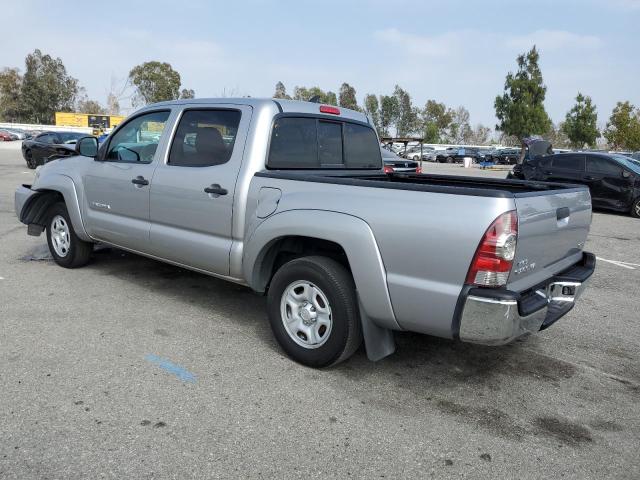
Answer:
(585, 155, 633, 209)
(82, 109, 172, 251)
(149, 105, 252, 276)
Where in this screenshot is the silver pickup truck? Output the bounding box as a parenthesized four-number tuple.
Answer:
(14, 98, 595, 367)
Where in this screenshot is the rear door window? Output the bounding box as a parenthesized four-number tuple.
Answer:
(552, 154, 585, 171)
(168, 109, 241, 167)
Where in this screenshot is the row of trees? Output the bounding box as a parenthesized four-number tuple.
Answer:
(0, 50, 194, 124)
(1, 48, 639, 151)
(273, 46, 640, 152)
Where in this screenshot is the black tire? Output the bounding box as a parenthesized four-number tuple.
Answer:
(46, 202, 93, 268)
(446, 156, 453, 164)
(267, 256, 362, 368)
(25, 149, 37, 169)
(631, 198, 640, 219)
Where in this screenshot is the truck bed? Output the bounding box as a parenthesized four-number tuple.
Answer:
(255, 171, 586, 198)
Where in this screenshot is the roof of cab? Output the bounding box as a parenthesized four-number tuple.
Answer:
(140, 97, 370, 124)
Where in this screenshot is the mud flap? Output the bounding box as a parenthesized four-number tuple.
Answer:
(359, 298, 396, 362)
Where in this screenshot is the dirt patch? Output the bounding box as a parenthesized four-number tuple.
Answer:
(435, 399, 526, 440)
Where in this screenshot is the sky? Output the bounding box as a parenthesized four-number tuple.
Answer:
(3, 0, 639, 128)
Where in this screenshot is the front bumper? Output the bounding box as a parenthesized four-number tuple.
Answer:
(457, 252, 595, 345)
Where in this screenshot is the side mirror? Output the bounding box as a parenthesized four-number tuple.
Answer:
(622, 170, 631, 178)
(75, 136, 99, 158)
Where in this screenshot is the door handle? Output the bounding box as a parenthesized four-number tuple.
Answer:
(584, 175, 595, 181)
(204, 184, 228, 196)
(131, 176, 149, 186)
(543, 170, 552, 175)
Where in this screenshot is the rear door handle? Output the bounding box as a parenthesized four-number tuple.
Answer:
(204, 184, 228, 196)
(584, 175, 595, 181)
(131, 176, 149, 186)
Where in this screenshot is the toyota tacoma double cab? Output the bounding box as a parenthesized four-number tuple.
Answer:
(15, 98, 595, 367)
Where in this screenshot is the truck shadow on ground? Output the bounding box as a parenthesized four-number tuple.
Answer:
(27, 244, 634, 447)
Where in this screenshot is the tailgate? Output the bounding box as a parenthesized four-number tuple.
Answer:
(507, 187, 592, 292)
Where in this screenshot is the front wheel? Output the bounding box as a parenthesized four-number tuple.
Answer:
(25, 149, 37, 169)
(46, 202, 93, 268)
(267, 256, 362, 368)
(446, 156, 453, 164)
(631, 198, 640, 218)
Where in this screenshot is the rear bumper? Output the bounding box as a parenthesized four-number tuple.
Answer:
(457, 252, 595, 345)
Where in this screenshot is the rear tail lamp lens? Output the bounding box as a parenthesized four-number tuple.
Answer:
(465, 210, 518, 287)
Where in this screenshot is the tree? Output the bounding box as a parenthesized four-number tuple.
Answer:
(495, 46, 552, 162)
(379, 95, 399, 137)
(76, 97, 106, 114)
(446, 106, 472, 143)
(562, 93, 599, 148)
(603, 101, 640, 151)
(421, 100, 454, 143)
(180, 88, 195, 99)
(273, 81, 290, 99)
(465, 124, 492, 145)
(129, 61, 193, 105)
(546, 122, 571, 149)
(363, 94, 380, 132)
(0, 67, 23, 122)
(20, 49, 80, 124)
(393, 85, 418, 137)
(338, 83, 359, 111)
(292, 86, 337, 105)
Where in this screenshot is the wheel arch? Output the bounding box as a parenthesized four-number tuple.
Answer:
(243, 209, 399, 330)
(22, 175, 90, 241)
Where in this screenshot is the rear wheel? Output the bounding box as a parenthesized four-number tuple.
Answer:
(46, 202, 93, 268)
(446, 156, 454, 164)
(631, 198, 640, 218)
(25, 149, 37, 169)
(267, 256, 362, 368)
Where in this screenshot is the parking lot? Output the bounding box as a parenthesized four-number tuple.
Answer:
(0, 141, 638, 479)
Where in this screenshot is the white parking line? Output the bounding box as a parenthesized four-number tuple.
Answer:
(596, 257, 638, 270)
(0, 276, 4, 280)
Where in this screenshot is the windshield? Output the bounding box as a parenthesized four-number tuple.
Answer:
(58, 132, 86, 143)
(609, 153, 640, 174)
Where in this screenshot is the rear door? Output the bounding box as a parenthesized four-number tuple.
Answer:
(148, 104, 252, 276)
(585, 155, 633, 209)
(547, 154, 586, 183)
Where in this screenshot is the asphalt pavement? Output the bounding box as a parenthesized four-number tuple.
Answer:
(0, 141, 638, 479)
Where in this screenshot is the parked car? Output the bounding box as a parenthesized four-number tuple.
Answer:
(21, 131, 89, 168)
(631, 152, 640, 161)
(15, 98, 594, 367)
(493, 148, 521, 165)
(436, 146, 481, 163)
(381, 148, 421, 173)
(3, 128, 27, 140)
(0, 130, 17, 141)
(509, 152, 640, 218)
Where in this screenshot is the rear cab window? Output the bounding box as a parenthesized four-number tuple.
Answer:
(267, 116, 381, 170)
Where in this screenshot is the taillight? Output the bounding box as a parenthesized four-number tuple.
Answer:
(383, 165, 394, 174)
(465, 211, 518, 287)
(319, 105, 340, 115)
(416, 166, 422, 174)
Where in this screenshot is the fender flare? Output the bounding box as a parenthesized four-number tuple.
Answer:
(243, 209, 400, 332)
(24, 174, 90, 241)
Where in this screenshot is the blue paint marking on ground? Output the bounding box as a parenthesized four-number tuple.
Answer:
(145, 354, 196, 383)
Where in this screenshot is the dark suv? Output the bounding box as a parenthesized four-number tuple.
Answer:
(510, 152, 640, 217)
